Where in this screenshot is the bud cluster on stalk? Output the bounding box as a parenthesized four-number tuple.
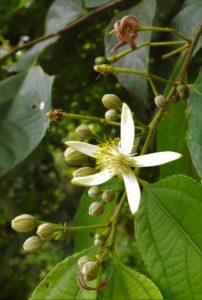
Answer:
(11, 214, 60, 253)
(101, 94, 122, 122)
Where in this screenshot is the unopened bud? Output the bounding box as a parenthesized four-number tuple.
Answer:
(11, 214, 35, 233)
(105, 109, 118, 121)
(94, 56, 108, 65)
(64, 147, 87, 165)
(176, 84, 190, 99)
(102, 94, 122, 111)
(82, 260, 98, 281)
(94, 233, 104, 246)
(89, 202, 104, 216)
(73, 167, 96, 177)
(154, 95, 167, 108)
(37, 223, 54, 239)
(88, 186, 100, 199)
(75, 124, 92, 139)
(78, 255, 89, 268)
(102, 189, 114, 202)
(23, 236, 42, 253)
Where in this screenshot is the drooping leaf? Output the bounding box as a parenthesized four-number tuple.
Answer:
(136, 175, 202, 300)
(4, 37, 57, 73)
(45, 0, 86, 34)
(100, 261, 163, 300)
(29, 248, 97, 300)
(0, 66, 53, 176)
(84, 0, 110, 8)
(170, 0, 202, 53)
(74, 178, 122, 251)
(186, 71, 202, 178)
(105, 0, 156, 106)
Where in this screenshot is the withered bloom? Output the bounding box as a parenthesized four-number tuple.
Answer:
(111, 15, 139, 51)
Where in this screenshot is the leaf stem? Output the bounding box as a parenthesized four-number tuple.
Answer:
(161, 44, 188, 60)
(57, 224, 108, 231)
(94, 64, 177, 86)
(107, 41, 187, 63)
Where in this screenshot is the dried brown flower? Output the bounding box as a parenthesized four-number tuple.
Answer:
(111, 15, 139, 51)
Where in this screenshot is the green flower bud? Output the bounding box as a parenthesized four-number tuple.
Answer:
(11, 214, 35, 233)
(89, 202, 104, 216)
(105, 109, 118, 121)
(154, 95, 167, 108)
(176, 84, 190, 99)
(37, 223, 54, 239)
(101, 94, 122, 111)
(94, 56, 108, 65)
(75, 124, 92, 139)
(64, 147, 87, 165)
(82, 260, 98, 281)
(78, 255, 89, 268)
(73, 167, 96, 177)
(23, 236, 42, 253)
(88, 186, 100, 199)
(102, 189, 115, 202)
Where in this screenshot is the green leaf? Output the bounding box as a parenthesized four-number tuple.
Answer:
(74, 178, 122, 251)
(105, 0, 156, 106)
(84, 0, 110, 8)
(157, 101, 195, 178)
(4, 37, 57, 73)
(136, 175, 202, 300)
(170, 0, 202, 53)
(186, 71, 202, 178)
(100, 261, 163, 300)
(0, 66, 53, 176)
(29, 248, 97, 300)
(45, 0, 86, 34)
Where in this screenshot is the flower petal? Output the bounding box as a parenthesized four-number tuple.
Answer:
(120, 103, 135, 154)
(71, 170, 114, 186)
(134, 151, 182, 167)
(123, 171, 140, 215)
(65, 141, 100, 158)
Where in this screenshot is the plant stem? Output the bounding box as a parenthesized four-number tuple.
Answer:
(107, 41, 187, 63)
(107, 192, 126, 248)
(57, 224, 108, 231)
(161, 44, 188, 60)
(148, 78, 159, 97)
(94, 64, 176, 86)
(139, 26, 175, 32)
(0, 0, 124, 62)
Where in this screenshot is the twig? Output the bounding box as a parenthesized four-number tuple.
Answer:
(0, 0, 124, 62)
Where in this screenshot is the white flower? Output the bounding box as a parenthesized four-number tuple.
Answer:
(65, 103, 181, 215)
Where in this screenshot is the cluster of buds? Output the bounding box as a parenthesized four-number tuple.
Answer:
(11, 214, 56, 253)
(101, 94, 122, 122)
(88, 186, 115, 217)
(78, 255, 99, 282)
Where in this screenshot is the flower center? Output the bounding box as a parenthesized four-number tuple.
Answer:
(95, 138, 135, 175)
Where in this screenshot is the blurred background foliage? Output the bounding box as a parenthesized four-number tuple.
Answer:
(0, 0, 201, 299)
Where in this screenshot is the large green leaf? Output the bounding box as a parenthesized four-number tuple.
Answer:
(136, 175, 202, 300)
(105, 0, 156, 106)
(74, 178, 122, 251)
(29, 248, 97, 300)
(4, 38, 57, 73)
(100, 261, 163, 300)
(157, 101, 194, 178)
(45, 0, 86, 34)
(186, 71, 202, 178)
(0, 66, 53, 176)
(170, 0, 202, 53)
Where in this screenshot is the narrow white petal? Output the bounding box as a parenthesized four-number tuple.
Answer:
(120, 103, 135, 154)
(134, 151, 182, 167)
(72, 170, 114, 186)
(65, 141, 100, 158)
(123, 171, 141, 215)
